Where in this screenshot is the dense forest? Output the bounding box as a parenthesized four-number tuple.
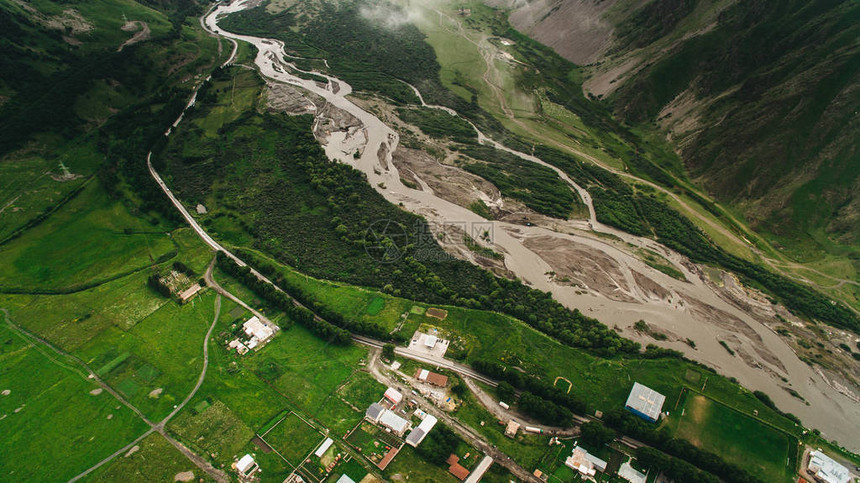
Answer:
(458, 144, 582, 219)
(161, 89, 638, 356)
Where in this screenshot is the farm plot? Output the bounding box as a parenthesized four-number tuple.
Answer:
(74, 292, 217, 421)
(346, 421, 403, 470)
(169, 400, 255, 463)
(260, 412, 326, 468)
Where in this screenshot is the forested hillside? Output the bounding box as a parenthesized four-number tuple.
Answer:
(610, 0, 860, 252)
(0, 0, 218, 238)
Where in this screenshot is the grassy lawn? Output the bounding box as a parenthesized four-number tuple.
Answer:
(672, 393, 796, 483)
(0, 183, 176, 291)
(245, 323, 369, 419)
(383, 444, 457, 482)
(239, 248, 412, 333)
(86, 433, 196, 483)
(323, 456, 370, 483)
(0, 319, 149, 482)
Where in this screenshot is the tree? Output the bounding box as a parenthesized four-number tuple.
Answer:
(415, 423, 459, 466)
(496, 381, 515, 403)
(580, 421, 615, 448)
(382, 343, 395, 360)
(450, 380, 467, 398)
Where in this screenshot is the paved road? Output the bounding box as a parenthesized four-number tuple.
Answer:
(462, 377, 580, 437)
(351, 335, 499, 387)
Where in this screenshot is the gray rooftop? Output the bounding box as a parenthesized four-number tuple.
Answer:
(624, 382, 665, 421)
(365, 402, 384, 421)
(405, 428, 425, 446)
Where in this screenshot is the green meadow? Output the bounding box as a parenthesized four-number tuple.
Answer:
(261, 412, 325, 467)
(0, 183, 176, 292)
(0, 316, 148, 482)
(86, 433, 198, 483)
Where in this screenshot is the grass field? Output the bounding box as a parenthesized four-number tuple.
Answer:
(238, 249, 411, 333)
(169, 400, 255, 464)
(0, 149, 99, 241)
(324, 456, 369, 483)
(0, 318, 149, 482)
(73, 291, 217, 421)
(244, 323, 369, 419)
(672, 393, 796, 483)
(262, 412, 325, 467)
(0, 183, 176, 291)
(86, 433, 197, 483)
(366, 296, 386, 316)
(382, 444, 456, 482)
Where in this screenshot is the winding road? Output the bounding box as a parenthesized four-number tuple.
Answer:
(3, 297, 228, 483)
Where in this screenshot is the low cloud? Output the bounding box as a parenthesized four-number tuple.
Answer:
(359, 3, 424, 29)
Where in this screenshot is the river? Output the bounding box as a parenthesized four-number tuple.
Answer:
(203, 0, 859, 449)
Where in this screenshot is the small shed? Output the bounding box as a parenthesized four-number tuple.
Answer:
(314, 437, 334, 458)
(236, 454, 258, 476)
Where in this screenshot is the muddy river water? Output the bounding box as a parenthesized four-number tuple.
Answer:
(204, 0, 859, 448)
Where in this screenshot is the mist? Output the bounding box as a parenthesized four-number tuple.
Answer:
(359, 3, 425, 29)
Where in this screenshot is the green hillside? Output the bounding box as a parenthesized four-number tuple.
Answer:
(606, 0, 860, 259)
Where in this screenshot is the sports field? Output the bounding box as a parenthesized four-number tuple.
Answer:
(674, 393, 796, 482)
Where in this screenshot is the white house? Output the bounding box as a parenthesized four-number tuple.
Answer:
(405, 415, 438, 447)
(808, 450, 851, 483)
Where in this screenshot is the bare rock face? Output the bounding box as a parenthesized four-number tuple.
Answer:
(503, 0, 618, 65)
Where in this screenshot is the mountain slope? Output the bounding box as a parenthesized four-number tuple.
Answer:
(502, 0, 860, 261)
(0, 0, 219, 239)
